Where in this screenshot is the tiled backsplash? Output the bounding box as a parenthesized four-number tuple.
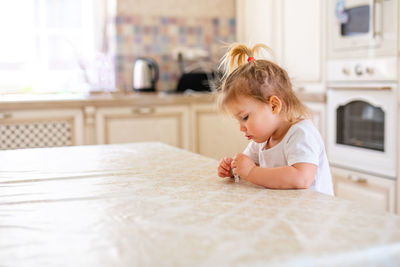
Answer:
(115, 15, 236, 92)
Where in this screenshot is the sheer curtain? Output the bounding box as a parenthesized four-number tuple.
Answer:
(0, 0, 115, 94)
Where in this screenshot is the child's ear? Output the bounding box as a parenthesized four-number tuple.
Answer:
(269, 96, 282, 114)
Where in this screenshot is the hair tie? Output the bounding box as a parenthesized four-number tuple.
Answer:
(247, 56, 255, 62)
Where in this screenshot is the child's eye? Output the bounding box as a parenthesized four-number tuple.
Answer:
(242, 115, 249, 121)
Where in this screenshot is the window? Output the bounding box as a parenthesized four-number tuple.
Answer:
(0, 0, 107, 94)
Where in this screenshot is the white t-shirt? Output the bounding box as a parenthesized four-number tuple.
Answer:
(243, 119, 334, 196)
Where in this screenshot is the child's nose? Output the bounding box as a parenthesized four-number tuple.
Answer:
(239, 124, 246, 132)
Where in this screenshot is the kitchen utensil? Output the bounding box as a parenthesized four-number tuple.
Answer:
(176, 72, 216, 92)
(133, 57, 159, 92)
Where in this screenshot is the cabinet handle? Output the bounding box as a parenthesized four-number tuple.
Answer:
(131, 107, 155, 115)
(0, 113, 12, 120)
(332, 86, 391, 91)
(347, 174, 367, 184)
(371, 0, 383, 39)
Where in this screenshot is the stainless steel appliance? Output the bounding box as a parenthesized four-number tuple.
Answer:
(327, 57, 398, 178)
(328, 0, 398, 58)
(133, 57, 159, 92)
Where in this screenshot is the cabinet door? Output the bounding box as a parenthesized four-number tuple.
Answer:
(304, 102, 325, 141)
(398, 104, 400, 214)
(96, 105, 190, 149)
(0, 109, 84, 149)
(236, 0, 324, 90)
(281, 0, 322, 83)
(191, 103, 249, 160)
(236, 0, 275, 45)
(332, 167, 396, 213)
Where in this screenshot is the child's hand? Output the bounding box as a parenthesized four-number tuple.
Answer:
(232, 153, 256, 179)
(217, 157, 233, 178)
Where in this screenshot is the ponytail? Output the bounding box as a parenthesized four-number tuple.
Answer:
(220, 43, 274, 78)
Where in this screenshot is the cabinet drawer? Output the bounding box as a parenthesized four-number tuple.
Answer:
(332, 166, 396, 213)
(96, 105, 190, 149)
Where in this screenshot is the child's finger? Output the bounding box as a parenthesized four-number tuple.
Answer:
(225, 157, 233, 165)
(231, 159, 236, 168)
(221, 160, 231, 171)
(221, 168, 229, 175)
(218, 159, 227, 169)
(218, 168, 230, 177)
(218, 165, 231, 177)
(218, 157, 234, 177)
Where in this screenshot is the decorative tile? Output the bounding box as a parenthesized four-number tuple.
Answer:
(114, 15, 236, 91)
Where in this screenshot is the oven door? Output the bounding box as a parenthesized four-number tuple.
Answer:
(331, 0, 382, 50)
(327, 85, 397, 178)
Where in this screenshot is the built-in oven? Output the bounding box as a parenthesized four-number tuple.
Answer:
(327, 57, 398, 178)
(328, 0, 397, 58)
(327, 85, 397, 177)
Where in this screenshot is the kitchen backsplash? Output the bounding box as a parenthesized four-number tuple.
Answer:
(115, 15, 236, 91)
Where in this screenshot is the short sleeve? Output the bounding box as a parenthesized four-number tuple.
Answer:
(243, 141, 260, 165)
(284, 124, 321, 166)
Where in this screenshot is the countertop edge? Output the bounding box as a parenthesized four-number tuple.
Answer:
(0, 91, 326, 110)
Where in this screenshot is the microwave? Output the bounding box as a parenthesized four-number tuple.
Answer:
(329, 0, 398, 58)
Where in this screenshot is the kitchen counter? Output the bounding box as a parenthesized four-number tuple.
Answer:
(0, 91, 325, 110)
(0, 92, 215, 109)
(1, 142, 398, 266)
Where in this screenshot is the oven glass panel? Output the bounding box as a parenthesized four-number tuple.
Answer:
(336, 100, 384, 151)
(341, 5, 370, 36)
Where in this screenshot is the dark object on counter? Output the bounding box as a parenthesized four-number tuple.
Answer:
(176, 72, 216, 92)
(133, 57, 159, 92)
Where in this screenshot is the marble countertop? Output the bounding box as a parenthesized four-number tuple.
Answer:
(1, 142, 399, 266)
(0, 92, 215, 109)
(0, 91, 325, 110)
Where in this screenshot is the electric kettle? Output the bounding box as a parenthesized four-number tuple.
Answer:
(133, 57, 159, 92)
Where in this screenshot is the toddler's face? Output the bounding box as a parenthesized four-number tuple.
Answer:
(226, 96, 280, 144)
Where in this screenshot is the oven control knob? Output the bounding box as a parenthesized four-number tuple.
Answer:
(366, 67, 374, 75)
(342, 68, 350, 76)
(354, 64, 363, 76)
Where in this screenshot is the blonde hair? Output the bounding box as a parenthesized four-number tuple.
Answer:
(217, 43, 310, 123)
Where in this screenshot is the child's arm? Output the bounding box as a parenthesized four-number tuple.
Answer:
(232, 153, 317, 189)
(247, 163, 317, 189)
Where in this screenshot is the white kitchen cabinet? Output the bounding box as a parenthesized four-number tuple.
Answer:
(236, 0, 325, 91)
(96, 105, 190, 149)
(331, 166, 396, 213)
(191, 103, 249, 160)
(398, 103, 400, 214)
(236, 0, 275, 46)
(304, 102, 326, 141)
(280, 0, 323, 85)
(0, 108, 84, 149)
